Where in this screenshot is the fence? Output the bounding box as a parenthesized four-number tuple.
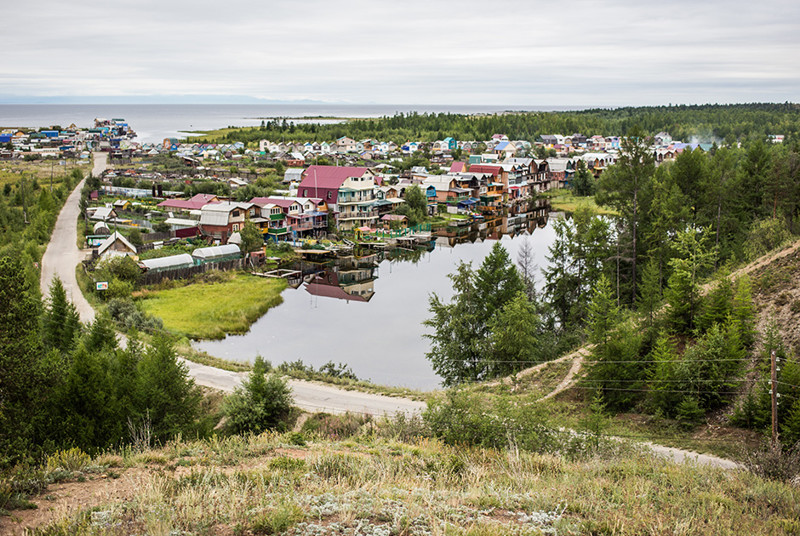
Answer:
(138, 256, 264, 286)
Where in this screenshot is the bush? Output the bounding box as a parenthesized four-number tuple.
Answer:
(46, 447, 91, 472)
(223, 356, 293, 434)
(743, 441, 800, 483)
(106, 298, 163, 333)
(301, 412, 371, 440)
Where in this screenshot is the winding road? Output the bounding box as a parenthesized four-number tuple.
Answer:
(41, 153, 424, 418)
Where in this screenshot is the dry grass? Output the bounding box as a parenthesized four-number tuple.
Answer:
(6, 431, 799, 536)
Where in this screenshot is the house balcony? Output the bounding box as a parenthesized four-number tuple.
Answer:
(267, 226, 288, 235)
(338, 197, 376, 206)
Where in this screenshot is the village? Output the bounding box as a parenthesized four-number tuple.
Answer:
(4, 117, 760, 301)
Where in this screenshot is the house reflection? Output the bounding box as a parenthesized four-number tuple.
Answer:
(304, 264, 377, 303)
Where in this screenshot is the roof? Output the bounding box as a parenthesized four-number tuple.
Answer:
(299, 165, 370, 190)
(140, 254, 194, 271)
(249, 197, 301, 209)
(468, 164, 501, 177)
(97, 232, 137, 256)
(89, 207, 116, 221)
(157, 193, 219, 211)
(381, 214, 407, 221)
(192, 244, 241, 260)
(449, 161, 466, 173)
(164, 217, 199, 228)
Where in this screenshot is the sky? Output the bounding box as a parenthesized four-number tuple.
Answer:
(1, 0, 798, 107)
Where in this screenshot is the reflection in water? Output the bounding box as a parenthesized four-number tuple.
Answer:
(194, 208, 554, 389)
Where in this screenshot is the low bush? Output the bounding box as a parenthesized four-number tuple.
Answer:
(301, 413, 371, 440)
(106, 298, 163, 333)
(46, 447, 91, 473)
(743, 440, 800, 483)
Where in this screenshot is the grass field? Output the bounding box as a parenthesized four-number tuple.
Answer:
(139, 273, 287, 339)
(0, 159, 90, 188)
(543, 189, 617, 216)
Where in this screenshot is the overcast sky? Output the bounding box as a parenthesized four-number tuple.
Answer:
(2, 0, 798, 106)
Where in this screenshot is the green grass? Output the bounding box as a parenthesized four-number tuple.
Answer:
(542, 189, 617, 216)
(139, 273, 287, 339)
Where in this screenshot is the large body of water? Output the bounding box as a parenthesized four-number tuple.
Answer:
(0, 104, 572, 144)
(195, 223, 558, 390)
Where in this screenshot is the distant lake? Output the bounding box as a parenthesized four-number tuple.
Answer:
(0, 103, 578, 144)
(194, 220, 558, 390)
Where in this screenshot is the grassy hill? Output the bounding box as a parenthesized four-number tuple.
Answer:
(2, 429, 798, 535)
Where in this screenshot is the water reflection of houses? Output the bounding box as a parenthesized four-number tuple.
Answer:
(434, 201, 550, 247)
(303, 254, 378, 303)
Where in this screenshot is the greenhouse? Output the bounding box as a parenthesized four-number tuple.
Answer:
(191, 244, 241, 263)
(139, 254, 195, 272)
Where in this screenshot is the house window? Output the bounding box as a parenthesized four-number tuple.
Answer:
(327, 192, 332, 199)
(233, 210, 240, 217)
(304, 189, 308, 196)
(232, 224, 239, 232)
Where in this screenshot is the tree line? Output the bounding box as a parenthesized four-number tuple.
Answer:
(426, 131, 800, 442)
(194, 103, 800, 146)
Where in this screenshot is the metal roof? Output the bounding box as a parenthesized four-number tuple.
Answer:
(141, 254, 194, 271)
(192, 244, 241, 260)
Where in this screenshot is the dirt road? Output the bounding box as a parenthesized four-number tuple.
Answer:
(39, 152, 107, 323)
(39, 158, 424, 417)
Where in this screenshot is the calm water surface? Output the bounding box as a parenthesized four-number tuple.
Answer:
(0, 104, 568, 144)
(194, 222, 558, 390)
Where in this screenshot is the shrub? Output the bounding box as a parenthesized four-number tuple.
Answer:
(106, 298, 163, 333)
(46, 447, 91, 472)
(223, 356, 293, 434)
(743, 441, 800, 483)
(301, 412, 371, 440)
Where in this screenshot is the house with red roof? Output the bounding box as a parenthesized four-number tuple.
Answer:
(449, 161, 466, 173)
(297, 165, 377, 231)
(157, 193, 220, 213)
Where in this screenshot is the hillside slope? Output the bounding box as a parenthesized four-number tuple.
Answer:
(2, 432, 798, 536)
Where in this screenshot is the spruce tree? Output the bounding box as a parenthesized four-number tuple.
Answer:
(0, 255, 45, 464)
(136, 335, 201, 441)
(43, 277, 81, 354)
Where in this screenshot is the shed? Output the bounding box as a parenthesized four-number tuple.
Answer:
(93, 221, 111, 235)
(192, 244, 241, 263)
(140, 254, 194, 272)
(97, 232, 137, 258)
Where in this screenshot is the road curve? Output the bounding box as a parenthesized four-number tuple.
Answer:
(40, 156, 426, 417)
(183, 359, 425, 417)
(40, 153, 107, 323)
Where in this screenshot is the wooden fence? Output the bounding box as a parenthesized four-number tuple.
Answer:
(138, 256, 265, 286)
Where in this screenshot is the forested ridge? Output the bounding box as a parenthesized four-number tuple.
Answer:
(197, 102, 800, 145)
(426, 131, 800, 445)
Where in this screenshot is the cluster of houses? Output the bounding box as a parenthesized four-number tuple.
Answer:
(0, 118, 136, 160)
(142, 156, 575, 243)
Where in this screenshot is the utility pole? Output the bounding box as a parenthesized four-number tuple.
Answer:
(771, 349, 779, 447)
(21, 173, 28, 224)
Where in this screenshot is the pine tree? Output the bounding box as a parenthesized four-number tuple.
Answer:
(136, 335, 201, 441)
(487, 292, 541, 377)
(43, 277, 81, 354)
(636, 259, 661, 329)
(731, 275, 757, 349)
(587, 275, 619, 346)
(0, 255, 45, 464)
